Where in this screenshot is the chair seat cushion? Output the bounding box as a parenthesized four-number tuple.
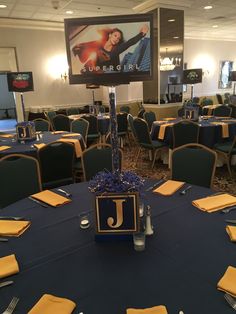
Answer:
(214, 142, 236, 154)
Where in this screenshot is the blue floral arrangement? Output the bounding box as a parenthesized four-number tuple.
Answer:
(88, 170, 144, 194)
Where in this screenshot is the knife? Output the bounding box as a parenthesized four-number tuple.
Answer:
(146, 179, 164, 191)
(0, 216, 24, 221)
(57, 189, 72, 197)
(0, 238, 8, 242)
(28, 196, 48, 208)
(225, 219, 236, 224)
(0, 281, 14, 288)
(180, 185, 192, 195)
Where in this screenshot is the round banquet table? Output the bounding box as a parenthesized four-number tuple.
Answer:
(0, 131, 85, 158)
(0, 181, 236, 313)
(151, 117, 236, 148)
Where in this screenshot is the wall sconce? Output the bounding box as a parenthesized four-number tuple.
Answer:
(61, 72, 68, 81)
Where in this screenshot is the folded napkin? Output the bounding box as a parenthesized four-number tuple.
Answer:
(28, 294, 76, 314)
(158, 123, 173, 140)
(217, 266, 236, 297)
(192, 193, 236, 212)
(211, 122, 229, 138)
(34, 143, 46, 150)
(153, 121, 165, 124)
(0, 134, 15, 138)
(127, 305, 168, 314)
(0, 220, 30, 237)
(153, 180, 185, 196)
(51, 131, 65, 134)
(58, 138, 82, 158)
(163, 118, 176, 121)
(0, 254, 19, 279)
(226, 225, 236, 242)
(31, 190, 71, 207)
(0, 146, 11, 152)
(62, 133, 80, 137)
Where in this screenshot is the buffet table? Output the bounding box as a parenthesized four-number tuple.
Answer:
(0, 181, 235, 314)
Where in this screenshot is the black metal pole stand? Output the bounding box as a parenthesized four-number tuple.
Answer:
(20, 93, 26, 121)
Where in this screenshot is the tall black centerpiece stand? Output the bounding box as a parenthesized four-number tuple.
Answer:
(108, 86, 120, 173)
(20, 92, 26, 121)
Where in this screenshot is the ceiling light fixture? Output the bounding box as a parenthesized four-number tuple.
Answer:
(0, 4, 7, 8)
(160, 48, 181, 71)
(168, 19, 175, 22)
(204, 5, 213, 10)
(173, 36, 179, 39)
(66, 10, 73, 14)
(212, 25, 218, 28)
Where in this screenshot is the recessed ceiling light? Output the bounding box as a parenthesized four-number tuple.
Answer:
(173, 36, 179, 39)
(66, 10, 73, 14)
(212, 25, 218, 28)
(204, 5, 213, 10)
(168, 19, 175, 22)
(0, 4, 7, 8)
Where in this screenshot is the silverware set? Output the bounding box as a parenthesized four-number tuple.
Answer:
(180, 185, 192, 195)
(28, 196, 48, 208)
(145, 178, 164, 191)
(56, 188, 72, 197)
(0, 216, 24, 221)
(224, 293, 236, 310)
(0, 281, 14, 289)
(222, 206, 236, 214)
(2, 296, 19, 314)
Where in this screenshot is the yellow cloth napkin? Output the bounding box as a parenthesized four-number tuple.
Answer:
(0, 254, 19, 279)
(28, 294, 76, 314)
(158, 123, 173, 140)
(0, 146, 11, 152)
(226, 225, 236, 242)
(0, 220, 30, 237)
(211, 122, 229, 138)
(127, 305, 168, 314)
(31, 190, 71, 207)
(51, 131, 65, 134)
(0, 134, 15, 138)
(217, 266, 236, 297)
(192, 193, 236, 212)
(62, 133, 80, 137)
(163, 118, 176, 121)
(153, 180, 185, 196)
(58, 138, 82, 158)
(34, 143, 46, 149)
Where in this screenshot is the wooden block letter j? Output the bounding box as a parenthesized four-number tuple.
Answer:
(107, 199, 126, 228)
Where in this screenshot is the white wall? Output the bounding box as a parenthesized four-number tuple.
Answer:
(184, 38, 236, 97)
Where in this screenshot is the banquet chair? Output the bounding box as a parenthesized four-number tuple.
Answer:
(127, 113, 137, 143)
(133, 118, 167, 168)
(81, 144, 123, 181)
(172, 120, 200, 149)
(81, 114, 100, 145)
(120, 105, 130, 113)
(37, 141, 75, 189)
(137, 109, 145, 118)
(71, 118, 89, 145)
(52, 114, 71, 132)
(171, 143, 217, 188)
(214, 136, 236, 177)
(213, 105, 232, 117)
(216, 94, 223, 104)
(33, 118, 50, 132)
(143, 111, 156, 131)
(0, 154, 42, 208)
(45, 111, 56, 130)
(66, 107, 79, 116)
(117, 112, 130, 147)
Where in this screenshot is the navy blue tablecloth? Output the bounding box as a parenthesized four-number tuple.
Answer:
(0, 131, 85, 158)
(0, 181, 235, 313)
(151, 117, 236, 148)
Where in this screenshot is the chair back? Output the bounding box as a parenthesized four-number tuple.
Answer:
(52, 114, 71, 132)
(133, 118, 152, 146)
(201, 98, 213, 107)
(177, 107, 185, 117)
(172, 120, 199, 148)
(45, 111, 56, 126)
(71, 118, 89, 144)
(81, 144, 123, 181)
(81, 114, 99, 135)
(171, 143, 217, 188)
(0, 154, 42, 208)
(33, 118, 50, 132)
(143, 111, 156, 131)
(38, 141, 75, 189)
(66, 107, 79, 116)
(216, 94, 223, 104)
(127, 113, 137, 139)
(120, 105, 130, 113)
(137, 109, 145, 118)
(117, 112, 128, 133)
(214, 105, 232, 117)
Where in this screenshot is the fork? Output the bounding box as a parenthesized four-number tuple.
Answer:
(221, 206, 236, 214)
(2, 297, 19, 314)
(224, 293, 236, 310)
(0, 216, 24, 221)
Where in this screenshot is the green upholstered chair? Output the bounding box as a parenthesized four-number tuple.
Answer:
(66, 107, 79, 116)
(143, 111, 156, 131)
(117, 112, 129, 147)
(214, 136, 236, 177)
(45, 111, 56, 130)
(120, 105, 130, 113)
(81, 114, 100, 145)
(133, 118, 167, 168)
(171, 143, 217, 188)
(214, 105, 232, 117)
(81, 144, 123, 181)
(33, 118, 50, 132)
(0, 154, 42, 208)
(172, 120, 200, 149)
(37, 141, 75, 189)
(127, 113, 137, 143)
(71, 118, 89, 146)
(52, 114, 71, 132)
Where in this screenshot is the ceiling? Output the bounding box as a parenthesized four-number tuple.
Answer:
(0, 0, 236, 41)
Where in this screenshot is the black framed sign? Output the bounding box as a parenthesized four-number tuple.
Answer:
(95, 193, 139, 234)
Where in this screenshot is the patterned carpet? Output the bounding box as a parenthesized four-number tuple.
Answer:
(122, 141, 236, 196)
